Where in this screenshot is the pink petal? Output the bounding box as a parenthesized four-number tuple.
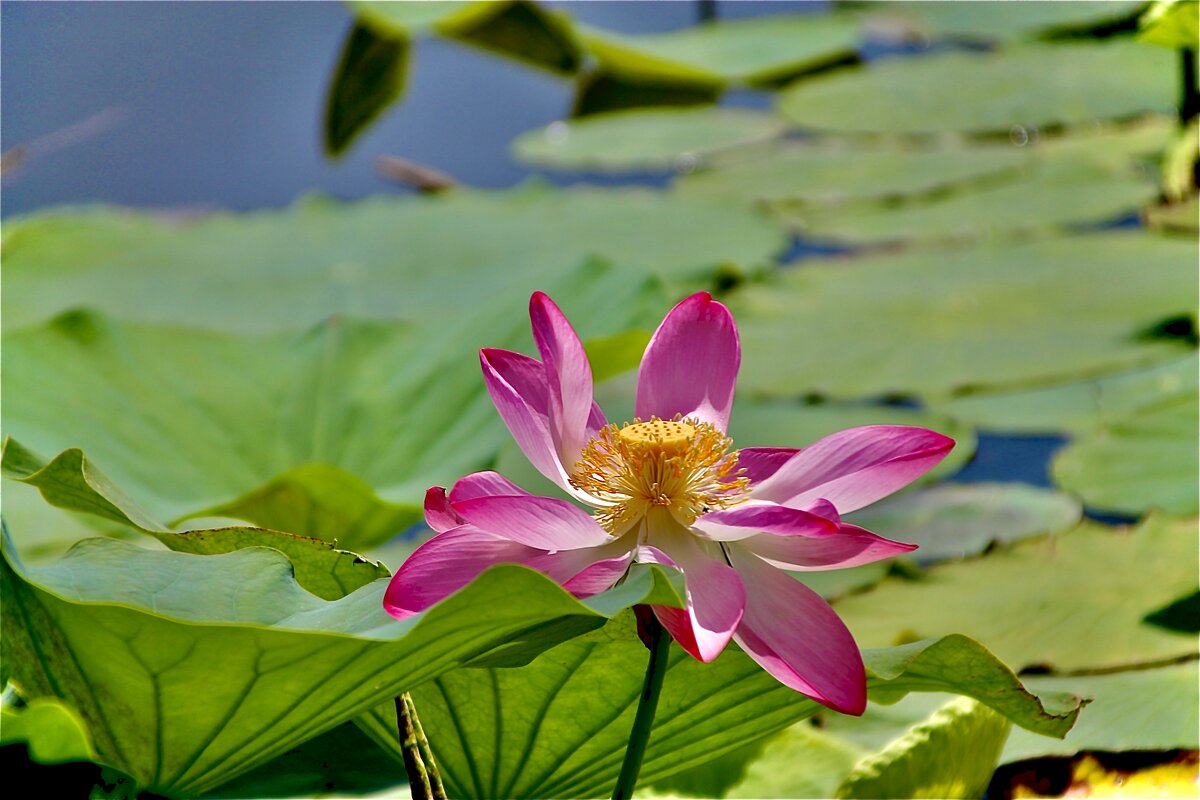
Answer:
(559, 551, 635, 597)
(384, 525, 543, 619)
(751, 426, 954, 514)
(636, 292, 741, 433)
(804, 498, 841, 523)
(530, 293, 595, 473)
(693, 501, 837, 542)
(448, 470, 531, 504)
(736, 447, 801, 485)
(453, 493, 611, 550)
(480, 348, 568, 489)
(728, 546, 867, 714)
(640, 534, 745, 662)
(740, 522, 916, 571)
(424, 487, 465, 533)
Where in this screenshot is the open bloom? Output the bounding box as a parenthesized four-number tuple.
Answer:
(385, 292, 953, 714)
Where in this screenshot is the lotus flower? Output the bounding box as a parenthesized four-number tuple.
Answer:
(384, 292, 953, 714)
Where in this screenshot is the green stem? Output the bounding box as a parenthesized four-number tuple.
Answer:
(396, 692, 435, 800)
(611, 613, 671, 800)
(1181, 48, 1198, 127)
(405, 692, 447, 800)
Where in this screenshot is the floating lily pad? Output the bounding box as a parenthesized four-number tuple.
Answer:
(779, 41, 1175, 135)
(863, 1, 1146, 43)
(679, 140, 1027, 204)
(0, 532, 684, 796)
(833, 515, 1199, 673)
(847, 483, 1083, 563)
(729, 233, 1196, 399)
(512, 107, 787, 172)
(579, 12, 862, 88)
(2, 261, 660, 529)
(1003, 662, 1200, 762)
(1, 187, 783, 333)
(400, 620, 1078, 799)
(1052, 389, 1199, 515)
(775, 156, 1158, 245)
(934, 355, 1198, 435)
(680, 118, 1170, 209)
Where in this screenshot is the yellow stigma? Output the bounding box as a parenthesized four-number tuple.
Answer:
(617, 419, 695, 448)
(570, 415, 749, 535)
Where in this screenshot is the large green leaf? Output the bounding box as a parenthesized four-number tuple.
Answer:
(934, 354, 1198, 435)
(1003, 662, 1200, 762)
(833, 515, 1199, 673)
(1052, 389, 1199, 515)
(1, 188, 783, 333)
(0, 533, 683, 797)
(847, 483, 1083, 563)
(403, 619, 1079, 799)
(2, 263, 662, 529)
(579, 12, 861, 89)
(835, 697, 1011, 799)
(779, 41, 1175, 134)
(862, 1, 1146, 43)
(1, 440, 389, 600)
(512, 108, 786, 172)
(775, 156, 1158, 245)
(728, 232, 1196, 398)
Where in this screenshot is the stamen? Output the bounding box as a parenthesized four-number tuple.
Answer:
(570, 415, 750, 534)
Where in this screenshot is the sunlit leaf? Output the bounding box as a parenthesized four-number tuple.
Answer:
(1052, 389, 1199, 515)
(0, 533, 683, 796)
(779, 41, 1174, 134)
(835, 697, 1011, 799)
(1138, 0, 1200, 48)
(1, 697, 99, 766)
(2, 188, 781, 333)
(729, 232, 1196, 398)
(512, 108, 786, 172)
(833, 515, 1199, 673)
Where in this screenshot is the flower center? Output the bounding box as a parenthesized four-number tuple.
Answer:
(570, 415, 750, 535)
